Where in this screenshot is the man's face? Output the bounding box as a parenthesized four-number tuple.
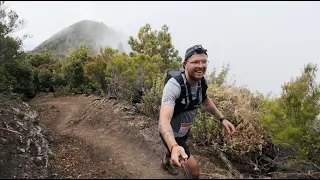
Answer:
(184, 53, 208, 81)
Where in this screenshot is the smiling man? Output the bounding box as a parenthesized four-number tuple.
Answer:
(158, 45, 236, 179)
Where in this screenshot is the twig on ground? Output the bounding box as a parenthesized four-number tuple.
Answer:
(0, 127, 22, 135)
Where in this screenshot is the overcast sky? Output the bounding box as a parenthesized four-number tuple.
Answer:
(7, 1, 320, 96)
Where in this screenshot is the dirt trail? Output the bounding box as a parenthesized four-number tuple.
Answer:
(30, 95, 190, 179)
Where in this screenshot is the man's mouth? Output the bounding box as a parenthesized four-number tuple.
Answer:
(195, 70, 204, 75)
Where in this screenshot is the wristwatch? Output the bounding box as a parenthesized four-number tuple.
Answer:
(219, 116, 227, 122)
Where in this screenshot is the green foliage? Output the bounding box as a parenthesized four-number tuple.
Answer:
(0, 1, 25, 94)
(28, 52, 62, 93)
(0, 1, 25, 61)
(0, 34, 23, 64)
(101, 46, 165, 101)
(131, 53, 163, 90)
(140, 73, 166, 118)
(25, 51, 57, 67)
(128, 23, 182, 72)
(61, 46, 89, 93)
(102, 47, 131, 99)
(260, 63, 320, 162)
(10, 59, 35, 98)
(83, 55, 107, 93)
(192, 109, 221, 146)
(0, 64, 15, 92)
(38, 68, 53, 92)
(51, 59, 68, 90)
(206, 63, 234, 86)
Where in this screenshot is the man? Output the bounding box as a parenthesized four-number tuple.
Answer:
(158, 45, 236, 179)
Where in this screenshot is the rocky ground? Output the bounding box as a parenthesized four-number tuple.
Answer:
(0, 97, 53, 179)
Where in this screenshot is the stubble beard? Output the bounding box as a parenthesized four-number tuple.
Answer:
(188, 68, 206, 82)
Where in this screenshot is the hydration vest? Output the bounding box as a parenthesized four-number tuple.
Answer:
(164, 70, 208, 117)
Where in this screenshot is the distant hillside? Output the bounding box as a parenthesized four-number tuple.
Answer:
(32, 20, 130, 57)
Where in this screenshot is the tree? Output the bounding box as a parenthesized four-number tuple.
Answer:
(260, 63, 320, 161)
(206, 63, 234, 86)
(61, 46, 89, 92)
(25, 51, 57, 68)
(83, 55, 107, 93)
(0, 1, 34, 98)
(101, 47, 130, 99)
(131, 53, 163, 90)
(128, 23, 182, 72)
(0, 63, 15, 92)
(100, 46, 164, 101)
(0, 1, 25, 64)
(10, 59, 34, 98)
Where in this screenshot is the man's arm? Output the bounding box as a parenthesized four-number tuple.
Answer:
(158, 78, 188, 166)
(201, 97, 224, 119)
(158, 105, 177, 151)
(201, 78, 224, 120)
(158, 78, 180, 151)
(202, 97, 236, 134)
(159, 104, 188, 166)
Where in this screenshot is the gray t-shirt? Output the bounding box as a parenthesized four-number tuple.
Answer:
(161, 75, 207, 137)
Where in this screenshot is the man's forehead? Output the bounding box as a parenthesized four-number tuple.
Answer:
(189, 54, 208, 61)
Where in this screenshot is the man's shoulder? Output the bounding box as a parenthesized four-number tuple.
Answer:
(166, 77, 181, 88)
(161, 77, 182, 104)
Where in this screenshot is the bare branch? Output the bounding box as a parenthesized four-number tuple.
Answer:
(0, 127, 22, 135)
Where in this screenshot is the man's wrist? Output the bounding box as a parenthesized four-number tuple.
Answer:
(170, 143, 179, 152)
(219, 116, 227, 122)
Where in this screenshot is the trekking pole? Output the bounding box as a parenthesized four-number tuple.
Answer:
(179, 157, 192, 179)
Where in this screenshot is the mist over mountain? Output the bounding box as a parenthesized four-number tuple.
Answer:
(32, 20, 131, 57)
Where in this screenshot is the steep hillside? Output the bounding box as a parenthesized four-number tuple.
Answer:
(32, 20, 130, 57)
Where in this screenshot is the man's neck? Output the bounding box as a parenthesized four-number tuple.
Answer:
(184, 71, 200, 86)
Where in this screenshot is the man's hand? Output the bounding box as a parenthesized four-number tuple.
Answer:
(222, 120, 236, 135)
(202, 98, 235, 134)
(170, 145, 188, 167)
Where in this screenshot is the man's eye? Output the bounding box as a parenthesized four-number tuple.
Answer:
(191, 60, 207, 64)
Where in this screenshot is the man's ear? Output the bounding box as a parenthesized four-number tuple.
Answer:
(183, 61, 187, 69)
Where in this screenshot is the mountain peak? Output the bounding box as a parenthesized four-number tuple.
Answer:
(33, 20, 129, 57)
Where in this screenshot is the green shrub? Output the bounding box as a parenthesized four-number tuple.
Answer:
(140, 73, 166, 118)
